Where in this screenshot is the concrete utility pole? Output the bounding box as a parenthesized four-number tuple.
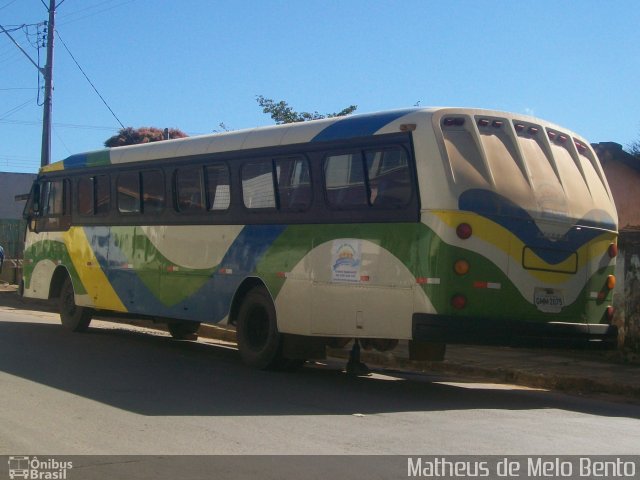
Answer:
(40, 0, 56, 167)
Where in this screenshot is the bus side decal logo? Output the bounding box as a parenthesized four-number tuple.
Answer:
(331, 239, 362, 283)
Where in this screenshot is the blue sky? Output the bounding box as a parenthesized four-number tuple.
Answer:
(1, 0, 639, 173)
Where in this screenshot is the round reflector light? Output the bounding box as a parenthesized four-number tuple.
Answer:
(451, 294, 467, 310)
(608, 243, 618, 258)
(456, 223, 472, 239)
(454, 259, 470, 276)
(607, 275, 616, 290)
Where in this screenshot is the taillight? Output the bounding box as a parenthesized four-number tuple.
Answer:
(456, 223, 472, 239)
(608, 243, 618, 258)
(606, 275, 616, 290)
(454, 259, 470, 275)
(606, 306, 615, 323)
(451, 294, 467, 310)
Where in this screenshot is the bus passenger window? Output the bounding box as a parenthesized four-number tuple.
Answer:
(95, 175, 110, 215)
(365, 148, 412, 207)
(43, 180, 65, 216)
(37, 179, 71, 230)
(324, 153, 367, 208)
(78, 175, 110, 216)
(77, 177, 93, 215)
(142, 170, 165, 213)
(205, 164, 230, 211)
(117, 172, 141, 214)
(275, 157, 311, 211)
(242, 161, 276, 209)
(176, 167, 205, 213)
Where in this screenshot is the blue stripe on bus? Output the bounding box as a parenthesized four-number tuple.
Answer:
(63, 153, 89, 169)
(216, 224, 286, 273)
(88, 224, 287, 324)
(459, 189, 615, 264)
(311, 109, 416, 143)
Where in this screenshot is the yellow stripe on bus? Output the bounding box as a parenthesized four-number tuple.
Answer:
(40, 162, 65, 173)
(431, 211, 612, 283)
(62, 227, 127, 312)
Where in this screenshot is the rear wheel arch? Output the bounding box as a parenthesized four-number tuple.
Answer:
(229, 277, 274, 326)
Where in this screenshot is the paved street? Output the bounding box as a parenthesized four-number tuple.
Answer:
(1, 306, 639, 456)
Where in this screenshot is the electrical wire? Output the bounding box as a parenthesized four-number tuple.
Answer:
(0, 118, 119, 131)
(54, 29, 125, 129)
(57, 0, 137, 27)
(0, 0, 20, 10)
(0, 99, 33, 120)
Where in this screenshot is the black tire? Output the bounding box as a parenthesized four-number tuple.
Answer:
(236, 285, 284, 370)
(59, 276, 92, 332)
(168, 321, 200, 340)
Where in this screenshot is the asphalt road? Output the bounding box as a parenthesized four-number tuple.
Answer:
(1, 307, 639, 459)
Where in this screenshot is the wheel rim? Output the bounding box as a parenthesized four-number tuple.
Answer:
(245, 304, 270, 350)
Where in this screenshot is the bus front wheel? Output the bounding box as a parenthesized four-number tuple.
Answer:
(59, 277, 92, 332)
(236, 286, 283, 370)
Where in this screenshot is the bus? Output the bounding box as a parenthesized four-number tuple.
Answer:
(21, 107, 619, 369)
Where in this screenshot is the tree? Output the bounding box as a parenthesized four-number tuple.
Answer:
(629, 138, 640, 157)
(104, 127, 188, 147)
(256, 95, 357, 124)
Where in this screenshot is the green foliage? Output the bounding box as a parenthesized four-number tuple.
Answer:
(104, 127, 188, 147)
(256, 95, 357, 124)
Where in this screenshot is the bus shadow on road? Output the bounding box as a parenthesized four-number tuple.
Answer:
(0, 318, 638, 420)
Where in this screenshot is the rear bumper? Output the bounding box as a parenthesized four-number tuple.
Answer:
(412, 313, 618, 348)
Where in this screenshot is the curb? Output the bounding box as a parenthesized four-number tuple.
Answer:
(326, 347, 640, 401)
(199, 323, 640, 401)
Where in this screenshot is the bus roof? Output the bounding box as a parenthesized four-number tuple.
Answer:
(40, 106, 617, 230)
(41, 107, 422, 172)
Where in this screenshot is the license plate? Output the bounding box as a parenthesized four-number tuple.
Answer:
(534, 288, 564, 313)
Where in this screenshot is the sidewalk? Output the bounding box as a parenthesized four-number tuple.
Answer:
(2, 282, 639, 402)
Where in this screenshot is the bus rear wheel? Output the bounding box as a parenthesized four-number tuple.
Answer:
(59, 277, 92, 332)
(236, 286, 284, 370)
